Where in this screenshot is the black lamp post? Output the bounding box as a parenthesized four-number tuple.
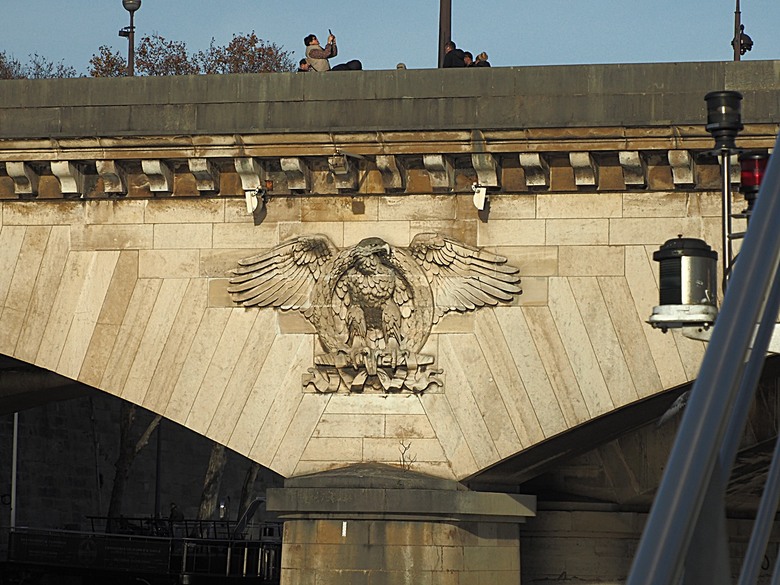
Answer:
(119, 0, 141, 76)
(732, 0, 754, 61)
(438, 0, 451, 68)
(705, 90, 743, 284)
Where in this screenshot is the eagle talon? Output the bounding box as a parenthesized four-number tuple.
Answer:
(349, 344, 370, 369)
(378, 338, 408, 369)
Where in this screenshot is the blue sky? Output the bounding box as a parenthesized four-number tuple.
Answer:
(2, 0, 778, 73)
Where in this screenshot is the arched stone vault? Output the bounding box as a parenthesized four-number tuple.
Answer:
(0, 193, 712, 481)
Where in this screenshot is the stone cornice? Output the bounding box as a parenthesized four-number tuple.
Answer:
(0, 128, 775, 198)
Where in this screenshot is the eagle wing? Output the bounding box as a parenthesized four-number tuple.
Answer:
(227, 234, 337, 312)
(407, 233, 521, 323)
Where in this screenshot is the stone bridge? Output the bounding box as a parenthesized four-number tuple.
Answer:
(1, 60, 779, 584)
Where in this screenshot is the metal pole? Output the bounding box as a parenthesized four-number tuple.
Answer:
(128, 10, 135, 76)
(10, 412, 18, 529)
(154, 419, 162, 518)
(722, 151, 734, 284)
(438, 0, 452, 68)
(739, 427, 780, 585)
(627, 135, 780, 585)
(734, 0, 742, 61)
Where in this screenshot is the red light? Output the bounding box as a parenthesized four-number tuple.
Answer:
(739, 151, 770, 193)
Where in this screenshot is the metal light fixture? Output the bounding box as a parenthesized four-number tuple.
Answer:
(705, 90, 743, 283)
(648, 237, 719, 331)
(119, 0, 141, 76)
(328, 154, 351, 176)
(732, 0, 754, 61)
(472, 183, 488, 210)
(704, 90, 743, 152)
(739, 150, 770, 217)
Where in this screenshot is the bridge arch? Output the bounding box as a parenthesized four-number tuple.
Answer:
(0, 62, 777, 482)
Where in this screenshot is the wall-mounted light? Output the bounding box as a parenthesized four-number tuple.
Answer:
(328, 154, 351, 176)
(472, 183, 488, 210)
(245, 185, 268, 214)
(648, 237, 719, 332)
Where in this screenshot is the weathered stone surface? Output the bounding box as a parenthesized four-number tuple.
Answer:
(537, 193, 622, 219)
(154, 223, 212, 249)
(0, 62, 743, 499)
(138, 249, 199, 278)
(547, 218, 610, 245)
(71, 224, 153, 250)
(121, 278, 190, 405)
(558, 245, 624, 276)
(0, 227, 51, 356)
(77, 250, 138, 386)
(3, 201, 83, 225)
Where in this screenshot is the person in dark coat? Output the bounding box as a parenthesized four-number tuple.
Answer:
(442, 41, 466, 68)
(474, 52, 491, 67)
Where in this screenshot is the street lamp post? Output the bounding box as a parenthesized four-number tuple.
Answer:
(438, 0, 451, 68)
(119, 0, 141, 76)
(733, 0, 742, 61)
(732, 0, 753, 61)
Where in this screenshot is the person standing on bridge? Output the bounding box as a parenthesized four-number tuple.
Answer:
(304, 32, 362, 72)
(304, 32, 337, 71)
(441, 40, 466, 68)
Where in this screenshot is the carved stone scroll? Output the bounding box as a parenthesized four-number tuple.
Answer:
(141, 159, 174, 194)
(375, 155, 406, 191)
(6, 162, 39, 197)
(619, 151, 647, 188)
(280, 157, 311, 191)
(234, 157, 264, 192)
(569, 152, 598, 187)
(96, 160, 129, 195)
(423, 154, 454, 190)
(668, 150, 695, 187)
(472, 153, 500, 187)
(188, 158, 220, 193)
(51, 161, 85, 197)
(518, 153, 550, 189)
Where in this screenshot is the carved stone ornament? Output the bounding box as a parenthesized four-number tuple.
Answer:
(228, 233, 522, 394)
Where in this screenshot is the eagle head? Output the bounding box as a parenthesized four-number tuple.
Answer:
(354, 237, 392, 259)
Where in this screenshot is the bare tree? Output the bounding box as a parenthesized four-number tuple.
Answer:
(196, 32, 295, 74)
(0, 51, 75, 79)
(194, 442, 228, 537)
(135, 33, 199, 76)
(236, 462, 262, 521)
(106, 402, 161, 531)
(0, 52, 24, 79)
(89, 45, 127, 77)
(88, 31, 294, 77)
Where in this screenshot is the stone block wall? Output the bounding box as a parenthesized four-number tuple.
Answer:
(0, 186, 719, 481)
(281, 518, 520, 585)
(520, 509, 780, 584)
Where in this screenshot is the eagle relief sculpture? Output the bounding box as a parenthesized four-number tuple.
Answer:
(228, 233, 522, 394)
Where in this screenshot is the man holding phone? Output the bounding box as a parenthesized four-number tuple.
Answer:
(303, 31, 362, 72)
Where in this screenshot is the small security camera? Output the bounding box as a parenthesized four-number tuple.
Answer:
(472, 183, 488, 210)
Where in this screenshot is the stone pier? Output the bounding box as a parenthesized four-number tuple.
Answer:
(267, 464, 535, 584)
